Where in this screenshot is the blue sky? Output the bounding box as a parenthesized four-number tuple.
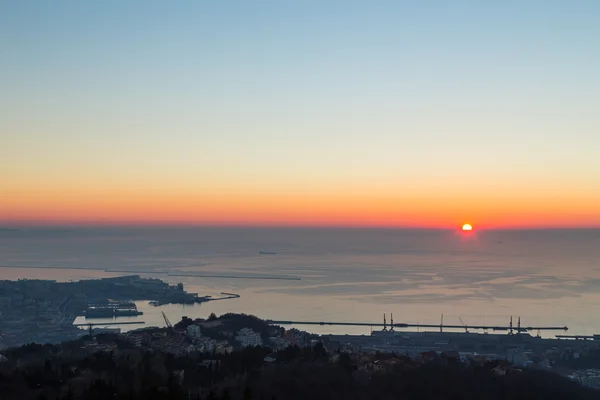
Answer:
(1, 1, 599, 226)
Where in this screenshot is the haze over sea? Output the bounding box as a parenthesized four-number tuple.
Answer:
(1, 227, 599, 336)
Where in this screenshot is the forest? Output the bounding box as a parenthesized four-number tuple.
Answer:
(0, 336, 598, 400)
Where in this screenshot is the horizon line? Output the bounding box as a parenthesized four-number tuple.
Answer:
(1, 222, 599, 231)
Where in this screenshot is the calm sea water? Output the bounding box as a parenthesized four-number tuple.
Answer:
(1, 227, 599, 337)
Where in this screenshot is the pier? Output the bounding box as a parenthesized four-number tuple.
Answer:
(267, 320, 568, 333)
(166, 273, 300, 281)
(211, 292, 241, 301)
(0, 265, 301, 281)
(556, 335, 600, 340)
(73, 321, 145, 327)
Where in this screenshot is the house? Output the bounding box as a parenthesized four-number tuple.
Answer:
(195, 338, 215, 354)
(264, 355, 276, 363)
(235, 328, 262, 348)
(172, 370, 184, 385)
(127, 334, 144, 347)
(186, 324, 202, 339)
(215, 341, 233, 354)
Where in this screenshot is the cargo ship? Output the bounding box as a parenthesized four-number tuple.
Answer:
(85, 302, 143, 319)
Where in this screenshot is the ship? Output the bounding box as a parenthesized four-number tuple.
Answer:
(84, 302, 143, 319)
(259, 251, 277, 255)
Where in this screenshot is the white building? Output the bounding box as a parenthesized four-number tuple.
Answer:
(215, 340, 234, 354)
(581, 375, 600, 389)
(186, 324, 202, 339)
(235, 328, 262, 348)
(508, 350, 528, 367)
(196, 339, 215, 354)
(127, 334, 144, 347)
(570, 369, 600, 389)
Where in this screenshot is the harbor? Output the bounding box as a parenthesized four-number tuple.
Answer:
(269, 314, 569, 335)
(0, 275, 242, 349)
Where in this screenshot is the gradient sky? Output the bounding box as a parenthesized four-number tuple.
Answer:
(1, 1, 599, 228)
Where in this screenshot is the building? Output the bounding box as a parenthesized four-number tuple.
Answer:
(186, 324, 202, 339)
(284, 328, 309, 347)
(127, 334, 145, 347)
(569, 369, 600, 389)
(215, 340, 234, 354)
(268, 336, 290, 350)
(195, 337, 215, 353)
(508, 349, 528, 367)
(235, 328, 262, 348)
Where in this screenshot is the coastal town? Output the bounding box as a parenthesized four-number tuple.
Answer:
(0, 276, 211, 348)
(2, 311, 600, 399)
(2, 276, 600, 396)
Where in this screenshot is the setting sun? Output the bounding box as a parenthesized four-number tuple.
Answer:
(462, 223, 473, 231)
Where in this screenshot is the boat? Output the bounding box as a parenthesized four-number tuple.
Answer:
(259, 251, 277, 255)
(85, 303, 143, 318)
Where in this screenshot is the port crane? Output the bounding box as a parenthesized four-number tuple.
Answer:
(459, 317, 469, 333)
(162, 311, 173, 329)
(269, 317, 569, 333)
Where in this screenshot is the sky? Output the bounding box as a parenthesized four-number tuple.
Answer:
(1, 1, 599, 228)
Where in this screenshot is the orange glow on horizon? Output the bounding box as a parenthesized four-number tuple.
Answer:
(1, 184, 600, 229)
(2, 201, 600, 229)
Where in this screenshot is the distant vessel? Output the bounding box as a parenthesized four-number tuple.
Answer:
(259, 251, 277, 255)
(85, 302, 143, 318)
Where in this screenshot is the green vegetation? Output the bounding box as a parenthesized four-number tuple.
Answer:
(174, 313, 278, 341)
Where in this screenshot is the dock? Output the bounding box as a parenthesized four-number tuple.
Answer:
(556, 335, 600, 340)
(267, 320, 568, 332)
(73, 321, 145, 327)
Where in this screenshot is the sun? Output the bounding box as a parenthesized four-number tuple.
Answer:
(462, 223, 473, 231)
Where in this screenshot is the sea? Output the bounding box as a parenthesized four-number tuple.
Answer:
(1, 227, 599, 337)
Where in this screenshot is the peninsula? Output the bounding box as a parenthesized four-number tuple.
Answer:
(0, 275, 221, 348)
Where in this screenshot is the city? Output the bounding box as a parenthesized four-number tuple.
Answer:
(0, 276, 216, 348)
(2, 276, 600, 397)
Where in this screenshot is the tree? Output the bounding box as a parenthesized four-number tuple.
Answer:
(311, 342, 327, 359)
(206, 390, 217, 400)
(208, 313, 218, 321)
(243, 384, 253, 400)
(337, 353, 354, 373)
(221, 388, 231, 400)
